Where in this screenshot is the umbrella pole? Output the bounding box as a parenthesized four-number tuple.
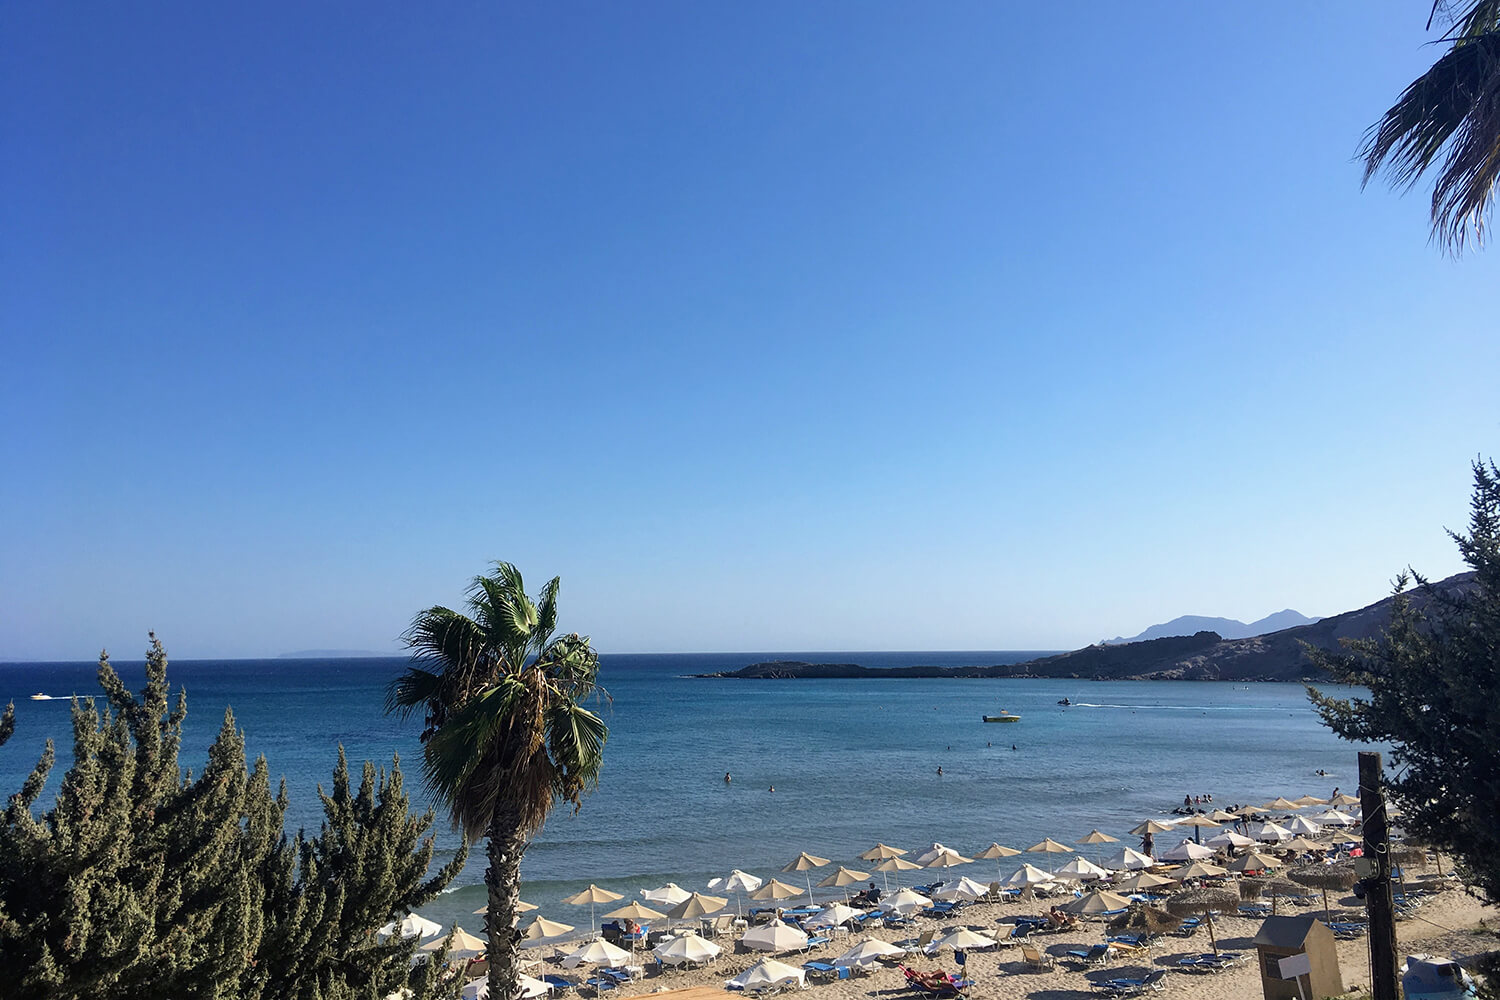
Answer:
(1322, 888, 1330, 923)
(1205, 911, 1218, 956)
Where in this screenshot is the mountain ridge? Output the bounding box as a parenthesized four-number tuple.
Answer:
(1105, 608, 1321, 644)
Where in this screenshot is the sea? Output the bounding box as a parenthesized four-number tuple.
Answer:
(0, 651, 1375, 937)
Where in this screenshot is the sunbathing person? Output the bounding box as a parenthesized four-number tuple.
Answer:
(1046, 906, 1077, 929)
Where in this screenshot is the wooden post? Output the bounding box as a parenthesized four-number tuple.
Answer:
(1359, 751, 1399, 1000)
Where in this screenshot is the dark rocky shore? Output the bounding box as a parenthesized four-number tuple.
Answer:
(696, 572, 1475, 683)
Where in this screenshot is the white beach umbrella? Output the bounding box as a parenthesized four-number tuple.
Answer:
(377, 912, 445, 943)
(926, 928, 998, 953)
(1205, 831, 1257, 850)
(462, 975, 550, 1000)
(562, 938, 631, 970)
(1161, 839, 1216, 861)
(1285, 816, 1323, 836)
(834, 938, 906, 969)
(1052, 858, 1111, 881)
(807, 903, 862, 929)
(1248, 821, 1295, 842)
(653, 932, 722, 967)
(727, 958, 806, 991)
(883, 887, 934, 915)
(932, 875, 991, 901)
(741, 921, 808, 953)
(1310, 809, 1357, 826)
(708, 869, 763, 915)
(1004, 863, 1054, 887)
(1102, 847, 1155, 871)
(642, 883, 692, 906)
(913, 843, 952, 865)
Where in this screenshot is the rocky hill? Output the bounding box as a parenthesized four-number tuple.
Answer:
(1105, 608, 1320, 644)
(701, 573, 1475, 682)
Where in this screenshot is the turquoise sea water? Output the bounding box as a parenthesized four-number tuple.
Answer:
(0, 652, 1373, 937)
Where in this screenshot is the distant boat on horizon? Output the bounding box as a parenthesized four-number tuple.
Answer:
(30, 692, 54, 701)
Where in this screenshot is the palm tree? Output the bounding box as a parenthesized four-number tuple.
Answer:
(388, 563, 608, 1000)
(1362, 1, 1500, 253)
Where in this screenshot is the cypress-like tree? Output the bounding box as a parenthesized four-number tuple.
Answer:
(0, 635, 466, 1000)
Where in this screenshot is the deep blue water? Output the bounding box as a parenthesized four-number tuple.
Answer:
(0, 652, 1372, 937)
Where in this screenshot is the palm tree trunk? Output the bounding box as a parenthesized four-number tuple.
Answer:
(486, 810, 529, 1000)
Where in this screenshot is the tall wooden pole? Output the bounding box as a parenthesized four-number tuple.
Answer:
(1359, 751, 1399, 1000)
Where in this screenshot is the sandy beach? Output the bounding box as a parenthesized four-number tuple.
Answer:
(543, 882, 1495, 1000)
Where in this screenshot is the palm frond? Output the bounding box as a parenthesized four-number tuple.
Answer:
(1362, 30, 1500, 252)
(545, 702, 608, 810)
(423, 677, 532, 797)
(385, 667, 444, 718)
(535, 576, 561, 651)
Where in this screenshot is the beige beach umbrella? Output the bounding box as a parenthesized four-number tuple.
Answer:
(1128, 819, 1176, 836)
(1169, 860, 1228, 880)
(667, 892, 729, 920)
(1279, 836, 1326, 854)
(1166, 887, 1239, 954)
(1208, 809, 1240, 822)
(421, 927, 487, 961)
(782, 852, 831, 903)
(974, 842, 1022, 880)
(1059, 889, 1131, 915)
(563, 884, 623, 932)
(927, 927, 998, 953)
(872, 855, 922, 891)
(921, 847, 975, 869)
(1076, 830, 1120, 845)
(520, 916, 574, 946)
(749, 879, 804, 902)
(859, 843, 908, 861)
(473, 897, 537, 917)
(1176, 814, 1221, 844)
(1292, 795, 1329, 807)
(817, 866, 870, 889)
(1261, 797, 1301, 811)
(1289, 863, 1359, 922)
(604, 900, 667, 922)
(1225, 851, 1281, 872)
(833, 937, 906, 969)
(1025, 837, 1075, 855)
(1330, 792, 1361, 806)
(562, 938, 632, 970)
(1113, 871, 1177, 892)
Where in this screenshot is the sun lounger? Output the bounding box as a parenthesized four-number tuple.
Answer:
(1065, 943, 1110, 967)
(544, 975, 578, 995)
(897, 964, 971, 997)
(1330, 921, 1367, 940)
(1019, 945, 1054, 971)
(1176, 952, 1244, 973)
(802, 961, 851, 982)
(1238, 903, 1272, 917)
(1173, 916, 1201, 937)
(1094, 969, 1167, 996)
(804, 935, 830, 949)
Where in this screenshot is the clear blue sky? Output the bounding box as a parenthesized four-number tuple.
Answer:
(3, 3, 1496, 661)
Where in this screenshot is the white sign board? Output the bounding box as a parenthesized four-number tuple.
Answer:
(1279, 952, 1312, 979)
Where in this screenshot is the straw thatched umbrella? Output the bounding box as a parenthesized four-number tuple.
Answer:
(1288, 863, 1359, 921)
(1108, 901, 1182, 935)
(1166, 887, 1239, 954)
(1389, 844, 1429, 897)
(1239, 877, 1304, 916)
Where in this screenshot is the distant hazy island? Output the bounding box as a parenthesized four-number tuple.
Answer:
(698, 573, 1474, 682)
(277, 649, 398, 659)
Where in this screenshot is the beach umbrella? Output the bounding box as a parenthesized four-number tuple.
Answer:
(1052, 858, 1111, 882)
(1175, 814, 1221, 844)
(741, 921, 808, 953)
(1003, 864, 1054, 888)
(1205, 830, 1257, 850)
(1076, 830, 1120, 845)
(927, 927, 998, 953)
(710, 869, 763, 915)
(1289, 863, 1359, 921)
(749, 879, 804, 903)
(642, 883, 691, 906)
(858, 843, 908, 861)
(378, 912, 445, 943)
(472, 898, 538, 919)
(1310, 809, 1357, 827)
(781, 852, 831, 904)
(1166, 888, 1239, 954)
(1059, 889, 1132, 915)
(1025, 837, 1075, 856)
(1113, 871, 1177, 892)
(920, 847, 976, 869)
(1170, 860, 1228, 880)
(883, 888, 934, 915)
(872, 855, 922, 891)
(974, 842, 1022, 881)
(1330, 792, 1361, 807)
(421, 927, 488, 962)
(1292, 795, 1329, 808)
(1161, 839, 1216, 861)
(521, 916, 575, 942)
(913, 843, 953, 865)
(462, 974, 550, 1000)
(666, 892, 729, 920)
(1279, 837, 1326, 854)
(562, 885, 623, 933)
(1285, 816, 1323, 836)
(1225, 851, 1281, 873)
(604, 901, 666, 922)
(1249, 821, 1294, 843)
(562, 938, 631, 970)
(807, 903, 862, 929)
(653, 932, 722, 967)
(1240, 877, 1305, 916)
(1208, 809, 1241, 822)
(1102, 846, 1155, 871)
(727, 958, 806, 990)
(1261, 797, 1301, 811)
(1111, 902, 1182, 935)
(833, 938, 906, 969)
(932, 876, 991, 901)
(1127, 819, 1175, 835)
(816, 866, 871, 899)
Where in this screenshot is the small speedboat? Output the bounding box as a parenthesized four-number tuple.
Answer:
(29, 693, 52, 701)
(1402, 954, 1477, 999)
(1057, 698, 1070, 706)
(982, 711, 1021, 723)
